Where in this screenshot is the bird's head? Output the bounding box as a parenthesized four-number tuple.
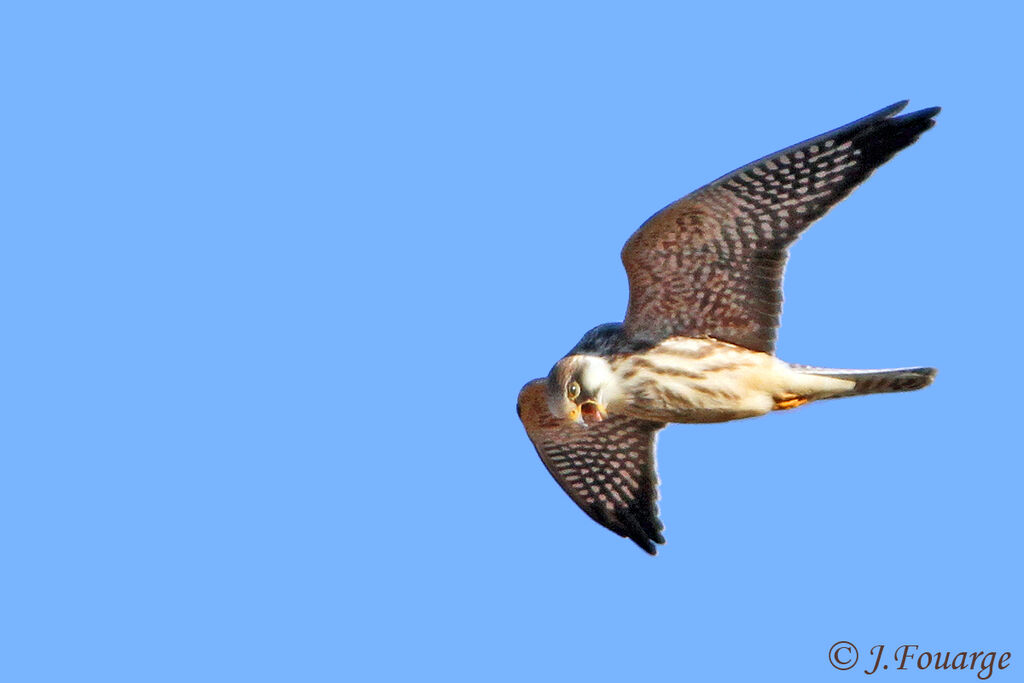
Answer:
(546, 354, 614, 425)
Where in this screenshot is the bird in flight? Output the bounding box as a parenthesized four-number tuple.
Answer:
(517, 101, 939, 555)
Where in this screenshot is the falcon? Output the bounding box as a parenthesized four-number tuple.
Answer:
(517, 101, 939, 555)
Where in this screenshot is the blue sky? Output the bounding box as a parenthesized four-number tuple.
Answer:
(3, 2, 1022, 681)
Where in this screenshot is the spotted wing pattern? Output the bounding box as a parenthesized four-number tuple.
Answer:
(621, 101, 940, 353)
(517, 380, 667, 554)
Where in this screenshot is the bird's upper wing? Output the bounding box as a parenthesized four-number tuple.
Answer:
(517, 379, 667, 554)
(621, 101, 940, 353)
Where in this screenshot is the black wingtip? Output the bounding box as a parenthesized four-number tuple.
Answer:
(850, 100, 909, 129)
(894, 104, 941, 125)
(612, 506, 665, 555)
(851, 99, 940, 131)
(882, 100, 910, 117)
(634, 537, 659, 555)
(885, 105, 941, 145)
(629, 526, 665, 555)
(859, 100, 941, 131)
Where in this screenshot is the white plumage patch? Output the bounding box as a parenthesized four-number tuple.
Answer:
(578, 357, 615, 400)
(605, 337, 855, 424)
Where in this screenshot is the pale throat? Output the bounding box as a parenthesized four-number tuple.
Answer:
(578, 355, 621, 406)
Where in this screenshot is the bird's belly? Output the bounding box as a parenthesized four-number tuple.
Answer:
(609, 338, 786, 424)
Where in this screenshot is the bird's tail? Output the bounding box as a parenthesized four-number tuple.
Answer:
(796, 365, 937, 397)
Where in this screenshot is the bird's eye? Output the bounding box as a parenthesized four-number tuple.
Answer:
(567, 381, 581, 400)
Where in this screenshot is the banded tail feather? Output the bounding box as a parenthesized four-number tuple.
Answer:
(797, 366, 937, 397)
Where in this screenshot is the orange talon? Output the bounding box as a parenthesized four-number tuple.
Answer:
(775, 395, 809, 411)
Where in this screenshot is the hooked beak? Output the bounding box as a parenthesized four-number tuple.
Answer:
(569, 399, 607, 425)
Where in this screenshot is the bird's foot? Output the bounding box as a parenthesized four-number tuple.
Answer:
(774, 395, 809, 411)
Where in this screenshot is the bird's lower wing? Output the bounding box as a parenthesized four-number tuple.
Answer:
(517, 379, 667, 554)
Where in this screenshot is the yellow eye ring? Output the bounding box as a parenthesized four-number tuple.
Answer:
(567, 381, 581, 401)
